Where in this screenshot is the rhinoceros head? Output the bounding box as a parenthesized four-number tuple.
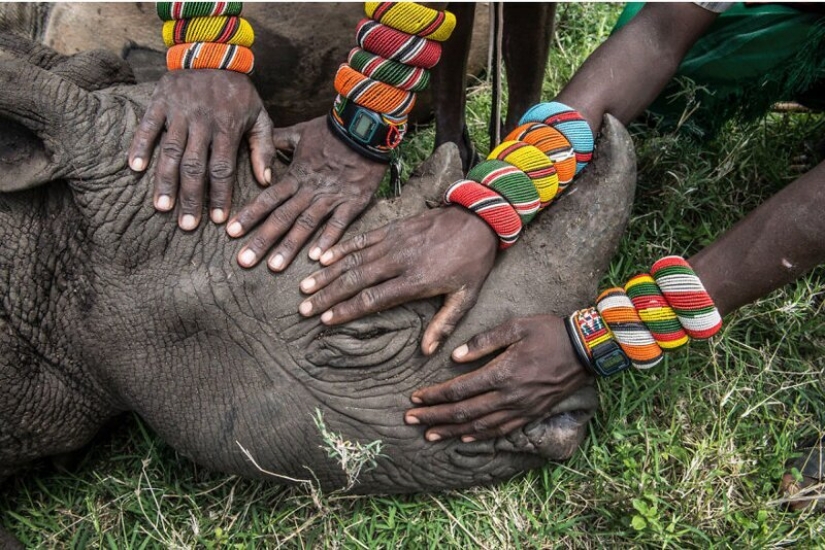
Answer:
(0, 41, 635, 494)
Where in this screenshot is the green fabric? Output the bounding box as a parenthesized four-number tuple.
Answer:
(614, 3, 825, 136)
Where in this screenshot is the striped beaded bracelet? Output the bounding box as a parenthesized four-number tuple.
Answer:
(596, 288, 664, 369)
(488, 141, 559, 209)
(365, 2, 457, 41)
(505, 122, 577, 191)
(334, 64, 416, 118)
(466, 160, 540, 225)
(443, 180, 522, 249)
(650, 256, 723, 339)
(167, 42, 254, 74)
(348, 48, 431, 93)
(162, 16, 254, 48)
(356, 19, 442, 69)
(520, 101, 594, 174)
(565, 306, 632, 377)
(157, 2, 243, 20)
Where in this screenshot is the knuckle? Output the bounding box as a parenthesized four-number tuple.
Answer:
(451, 407, 469, 424)
(491, 367, 510, 387)
(248, 235, 272, 253)
(342, 268, 365, 289)
(471, 419, 489, 433)
(161, 140, 184, 159)
(209, 160, 235, 182)
(444, 383, 466, 402)
(181, 156, 206, 179)
(295, 212, 317, 231)
(358, 287, 380, 310)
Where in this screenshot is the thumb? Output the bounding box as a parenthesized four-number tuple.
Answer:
(421, 289, 477, 356)
(248, 110, 276, 186)
(271, 122, 306, 151)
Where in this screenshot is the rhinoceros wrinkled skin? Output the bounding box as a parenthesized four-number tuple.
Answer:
(0, 37, 635, 542)
(0, 2, 492, 127)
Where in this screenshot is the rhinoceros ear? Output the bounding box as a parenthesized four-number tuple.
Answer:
(0, 57, 100, 191)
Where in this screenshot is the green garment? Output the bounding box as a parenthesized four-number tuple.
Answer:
(614, 3, 825, 136)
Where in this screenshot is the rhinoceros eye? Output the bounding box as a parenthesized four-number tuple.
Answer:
(304, 309, 422, 369)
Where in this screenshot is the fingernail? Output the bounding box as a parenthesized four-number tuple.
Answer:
(269, 254, 284, 271)
(227, 221, 243, 237)
(131, 157, 145, 171)
(411, 395, 422, 404)
(321, 310, 333, 323)
(462, 436, 476, 443)
(309, 247, 322, 261)
(320, 250, 334, 264)
(156, 195, 172, 210)
(453, 344, 469, 359)
(427, 433, 441, 442)
(211, 209, 226, 224)
(180, 215, 197, 231)
(264, 168, 272, 184)
(239, 249, 257, 266)
(427, 342, 439, 355)
(299, 301, 313, 316)
(301, 277, 316, 292)
(405, 415, 420, 425)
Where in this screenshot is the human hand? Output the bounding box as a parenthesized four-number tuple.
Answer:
(405, 315, 592, 442)
(298, 206, 498, 355)
(227, 115, 388, 272)
(128, 70, 275, 230)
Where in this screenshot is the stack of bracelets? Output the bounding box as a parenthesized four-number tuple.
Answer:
(328, 2, 456, 163)
(444, 101, 595, 249)
(565, 255, 723, 377)
(158, 3, 255, 74)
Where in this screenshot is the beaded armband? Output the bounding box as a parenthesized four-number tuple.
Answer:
(566, 307, 632, 377)
(443, 180, 522, 249)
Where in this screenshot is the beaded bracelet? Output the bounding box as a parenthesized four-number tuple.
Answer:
(364, 2, 457, 41)
(488, 141, 559, 209)
(167, 42, 254, 74)
(466, 160, 540, 225)
(334, 64, 416, 118)
(347, 48, 431, 93)
(443, 180, 522, 249)
(162, 16, 254, 48)
(157, 2, 242, 20)
(520, 101, 594, 174)
(566, 307, 632, 377)
(566, 255, 723, 377)
(505, 122, 577, 191)
(356, 19, 442, 69)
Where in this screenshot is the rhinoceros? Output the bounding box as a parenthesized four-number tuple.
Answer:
(0, 39, 635, 545)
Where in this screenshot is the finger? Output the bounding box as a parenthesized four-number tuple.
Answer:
(226, 175, 297, 239)
(317, 277, 418, 325)
(317, 224, 391, 267)
(248, 111, 276, 187)
(300, 231, 388, 294)
(405, 391, 502, 429)
(428, 415, 527, 443)
(154, 121, 188, 213)
(129, 101, 166, 172)
(307, 202, 367, 261)
(207, 131, 242, 224)
(271, 122, 305, 150)
(450, 319, 524, 363)
(177, 123, 211, 231)
(410, 355, 510, 406)
(420, 288, 479, 356)
(235, 188, 307, 268)
(299, 247, 397, 316)
(266, 200, 331, 272)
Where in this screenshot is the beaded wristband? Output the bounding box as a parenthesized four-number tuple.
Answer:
(488, 141, 559, 209)
(568, 307, 632, 377)
(624, 274, 690, 351)
(506, 123, 576, 190)
(365, 2, 457, 41)
(444, 180, 522, 249)
(467, 160, 541, 225)
(520, 102, 594, 174)
(356, 19, 442, 69)
(157, 2, 243, 20)
(650, 256, 723, 340)
(348, 48, 431, 93)
(334, 64, 416, 118)
(162, 16, 254, 47)
(596, 288, 664, 369)
(166, 43, 254, 74)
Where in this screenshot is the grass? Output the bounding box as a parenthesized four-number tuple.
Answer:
(3, 2, 825, 547)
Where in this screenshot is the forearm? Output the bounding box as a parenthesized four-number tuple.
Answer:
(690, 161, 825, 316)
(555, 3, 718, 134)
